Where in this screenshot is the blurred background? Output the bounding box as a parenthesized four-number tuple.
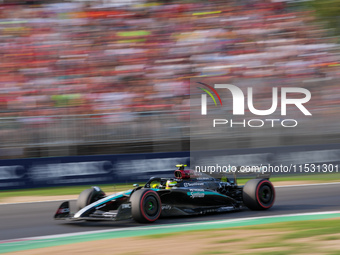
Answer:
(0, 0, 340, 159)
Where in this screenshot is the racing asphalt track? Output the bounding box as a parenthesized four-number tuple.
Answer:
(0, 183, 339, 241)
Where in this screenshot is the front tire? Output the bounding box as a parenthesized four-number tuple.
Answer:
(243, 179, 275, 210)
(76, 187, 105, 210)
(130, 189, 162, 223)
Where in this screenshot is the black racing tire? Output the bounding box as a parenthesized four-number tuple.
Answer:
(76, 187, 105, 210)
(243, 179, 275, 210)
(130, 189, 162, 223)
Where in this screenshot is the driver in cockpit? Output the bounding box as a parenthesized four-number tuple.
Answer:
(165, 180, 177, 189)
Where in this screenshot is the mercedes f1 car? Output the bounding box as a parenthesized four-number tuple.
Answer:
(54, 165, 275, 223)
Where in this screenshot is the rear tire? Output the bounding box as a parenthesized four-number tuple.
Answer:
(76, 187, 105, 210)
(243, 179, 275, 210)
(130, 189, 162, 223)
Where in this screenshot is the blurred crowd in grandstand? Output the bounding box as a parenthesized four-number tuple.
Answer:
(0, 0, 340, 158)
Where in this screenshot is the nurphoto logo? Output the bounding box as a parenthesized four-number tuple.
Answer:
(197, 82, 312, 128)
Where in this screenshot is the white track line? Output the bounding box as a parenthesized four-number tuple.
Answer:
(1, 182, 340, 206)
(1, 210, 340, 244)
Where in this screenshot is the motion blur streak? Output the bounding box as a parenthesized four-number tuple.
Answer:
(0, 0, 339, 159)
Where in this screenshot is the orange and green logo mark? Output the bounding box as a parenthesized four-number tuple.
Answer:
(197, 82, 223, 115)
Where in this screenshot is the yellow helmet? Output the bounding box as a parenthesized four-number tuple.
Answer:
(166, 180, 177, 189)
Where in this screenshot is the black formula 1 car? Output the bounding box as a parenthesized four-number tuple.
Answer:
(54, 165, 275, 223)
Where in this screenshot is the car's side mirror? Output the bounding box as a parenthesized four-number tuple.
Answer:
(133, 184, 139, 187)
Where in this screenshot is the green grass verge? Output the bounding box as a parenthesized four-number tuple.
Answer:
(1, 173, 340, 200)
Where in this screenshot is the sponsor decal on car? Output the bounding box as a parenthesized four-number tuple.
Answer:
(196, 177, 211, 180)
(121, 203, 131, 209)
(57, 208, 70, 214)
(162, 205, 172, 210)
(188, 189, 205, 199)
(184, 182, 205, 187)
(202, 209, 217, 213)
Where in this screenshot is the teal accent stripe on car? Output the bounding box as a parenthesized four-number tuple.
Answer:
(204, 191, 228, 197)
(96, 190, 132, 207)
